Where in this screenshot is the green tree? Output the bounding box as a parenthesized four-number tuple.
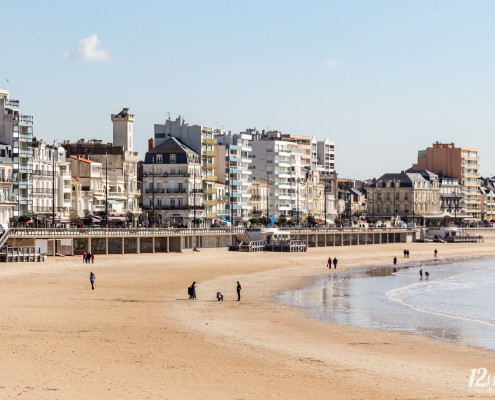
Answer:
(276, 214, 287, 227)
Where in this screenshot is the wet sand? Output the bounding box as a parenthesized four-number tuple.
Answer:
(1, 240, 495, 399)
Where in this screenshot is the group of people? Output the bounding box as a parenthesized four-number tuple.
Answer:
(82, 251, 94, 264)
(403, 249, 410, 258)
(419, 269, 430, 279)
(189, 281, 242, 301)
(327, 257, 338, 269)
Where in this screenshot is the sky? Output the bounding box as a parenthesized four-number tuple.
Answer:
(2, 0, 495, 179)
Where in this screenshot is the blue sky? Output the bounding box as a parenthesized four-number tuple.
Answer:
(2, 0, 495, 179)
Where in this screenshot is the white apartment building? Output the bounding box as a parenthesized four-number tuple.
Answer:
(317, 138, 335, 177)
(154, 116, 217, 223)
(0, 143, 16, 225)
(249, 135, 305, 221)
(0, 89, 34, 217)
(142, 137, 203, 227)
(215, 131, 252, 223)
(32, 140, 72, 225)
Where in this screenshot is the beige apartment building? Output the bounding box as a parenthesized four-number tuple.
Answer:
(412, 142, 481, 222)
(368, 172, 441, 223)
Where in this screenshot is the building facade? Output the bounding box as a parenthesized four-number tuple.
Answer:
(412, 142, 481, 222)
(0, 89, 34, 218)
(368, 172, 441, 222)
(0, 143, 16, 225)
(154, 116, 217, 223)
(142, 137, 203, 227)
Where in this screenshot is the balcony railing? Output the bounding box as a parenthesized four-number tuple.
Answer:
(145, 188, 165, 193)
(0, 195, 17, 203)
(142, 204, 205, 210)
(108, 191, 126, 199)
(166, 188, 186, 193)
(142, 171, 191, 177)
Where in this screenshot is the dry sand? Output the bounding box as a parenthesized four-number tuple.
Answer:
(1, 240, 495, 399)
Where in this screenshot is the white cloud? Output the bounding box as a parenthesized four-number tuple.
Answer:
(324, 59, 339, 68)
(64, 34, 112, 62)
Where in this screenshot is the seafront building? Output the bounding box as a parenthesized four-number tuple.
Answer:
(215, 131, 252, 223)
(0, 144, 16, 225)
(0, 89, 34, 218)
(61, 108, 141, 224)
(142, 137, 203, 227)
(31, 140, 72, 224)
(412, 142, 481, 223)
(480, 177, 495, 223)
(154, 116, 217, 224)
(367, 171, 441, 223)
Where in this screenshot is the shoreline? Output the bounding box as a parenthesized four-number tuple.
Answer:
(1, 241, 495, 398)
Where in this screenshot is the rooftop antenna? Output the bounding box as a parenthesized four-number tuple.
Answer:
(216, 120, 219, 133)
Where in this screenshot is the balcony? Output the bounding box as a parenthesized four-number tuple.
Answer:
(19, 115, 33, 125)
(206, 175, 217, 182)
(108, 191, 126, 199)
(142, 204, 205, 211)
(145, 188, 165, 193)
(142, 171, 190, 177)
(205, 199, 217, 206)
(202, 138, 217, 145)
(206, 212, 217, 219)
(19, 166, 33, 174)
(205, 151, 216, 157)
(205, 163, 216, 169)
(226, 180, 242, 186)
(166, 188, 186, 193)
(204, 187, 216, 194)
(0, 195, 17, 203)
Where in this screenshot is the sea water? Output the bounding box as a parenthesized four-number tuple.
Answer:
(276, 257, 495, 350)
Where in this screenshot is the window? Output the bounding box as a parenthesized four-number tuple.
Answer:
(178, 198, 182, 207)
(395, 192, 399, 199)
(171, 199, 175, 207)
(170, 154, 176, 163)
(377, 193, 382, 200)
(157, 199, 162, 206)
(404, 192, 409, 200)
(386, 205, 391, 213)
(386, 193, 390, 200)
(156, 154, 162, 163)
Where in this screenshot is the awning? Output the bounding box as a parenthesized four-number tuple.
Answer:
(108, 216, 126, 221)
(107, 199, 122, 204)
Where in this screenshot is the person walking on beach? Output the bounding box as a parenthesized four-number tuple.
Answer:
(327, 257, 332, 268)
(89, 272, 95, 290)
(91, 253, 94, 264)
(237, 281, 242, 301)
(393, 256, 397, 267)
(83, 251, 87, 263)
(434, 249, 438, 258)
(419, 269, 423, 279)
(425, 271, 429, 279)
(406, 249, 410, 258)
(333, 257, 338, 269)
(403, 249, 407, 258)
(189, 281, 197, 300)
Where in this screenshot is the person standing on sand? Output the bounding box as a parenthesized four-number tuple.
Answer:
(434, 249, 438, 258)
(419, 269, 423, 279)
(237, 281, 242, 301)
(83, 251, 87, 263)
(90, 272, 95, 290)
(190, 281, 197, 300)
(403, 249, 407, 258)
(333, 257, 338, 269)
(327, 257, 332, 268)
(91, 253, 94, 264)
(393, 256, 397, 266)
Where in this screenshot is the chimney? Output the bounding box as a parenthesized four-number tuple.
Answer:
(77, 155, 81, 178)
(148, 138, 155, 151)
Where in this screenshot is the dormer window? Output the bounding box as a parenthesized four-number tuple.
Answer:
(156, 154, 162, 163)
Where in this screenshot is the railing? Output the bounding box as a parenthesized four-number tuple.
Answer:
(19, 115, 33, 125)
(145, 188, 165, 193)
(142, 204, 205, 210)
(108, 191, 126, 199)
(0, 195, 17, 202)
(166, 188, 186, 193)
(8, 227, 246, 237)
(142, 171, 190, 177)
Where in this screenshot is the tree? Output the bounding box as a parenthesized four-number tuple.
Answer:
(306, 215, 317, 227)
(18, 215, 30, 223)
(82, 210, 93, 226)
(69, 211, 82, 227)
(276, 214, 287, 227)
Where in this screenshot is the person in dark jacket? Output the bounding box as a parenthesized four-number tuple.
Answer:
(236, 281, 242, 301)
(333, 258, 338, 269)
(90, 272, 95, 290)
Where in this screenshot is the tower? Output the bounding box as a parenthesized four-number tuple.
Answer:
(111, 108, 134, 151)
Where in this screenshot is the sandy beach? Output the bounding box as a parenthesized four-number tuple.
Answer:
(1, 240, 495, 399)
